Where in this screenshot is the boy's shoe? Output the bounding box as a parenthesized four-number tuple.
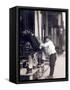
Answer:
(46, 75, 53, 79)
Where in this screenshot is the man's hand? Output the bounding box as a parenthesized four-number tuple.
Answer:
(39, 43, 44, 49)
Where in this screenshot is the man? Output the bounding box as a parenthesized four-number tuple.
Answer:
(40, 36, 57, 78)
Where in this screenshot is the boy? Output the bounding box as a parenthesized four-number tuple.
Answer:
(40, 36, 57, 78)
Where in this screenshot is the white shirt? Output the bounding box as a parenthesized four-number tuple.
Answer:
(41, 40, 56, 55)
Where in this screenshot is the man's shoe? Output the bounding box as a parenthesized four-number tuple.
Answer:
(26, 68, 32, 74)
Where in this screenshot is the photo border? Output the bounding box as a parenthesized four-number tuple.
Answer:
(16, 6, 68, 84)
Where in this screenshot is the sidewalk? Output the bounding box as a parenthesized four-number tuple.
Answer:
(54, 51, 65, 78)
(39, 51, 66, 79)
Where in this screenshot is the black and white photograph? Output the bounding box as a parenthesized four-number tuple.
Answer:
(19, 8, 68, 82)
